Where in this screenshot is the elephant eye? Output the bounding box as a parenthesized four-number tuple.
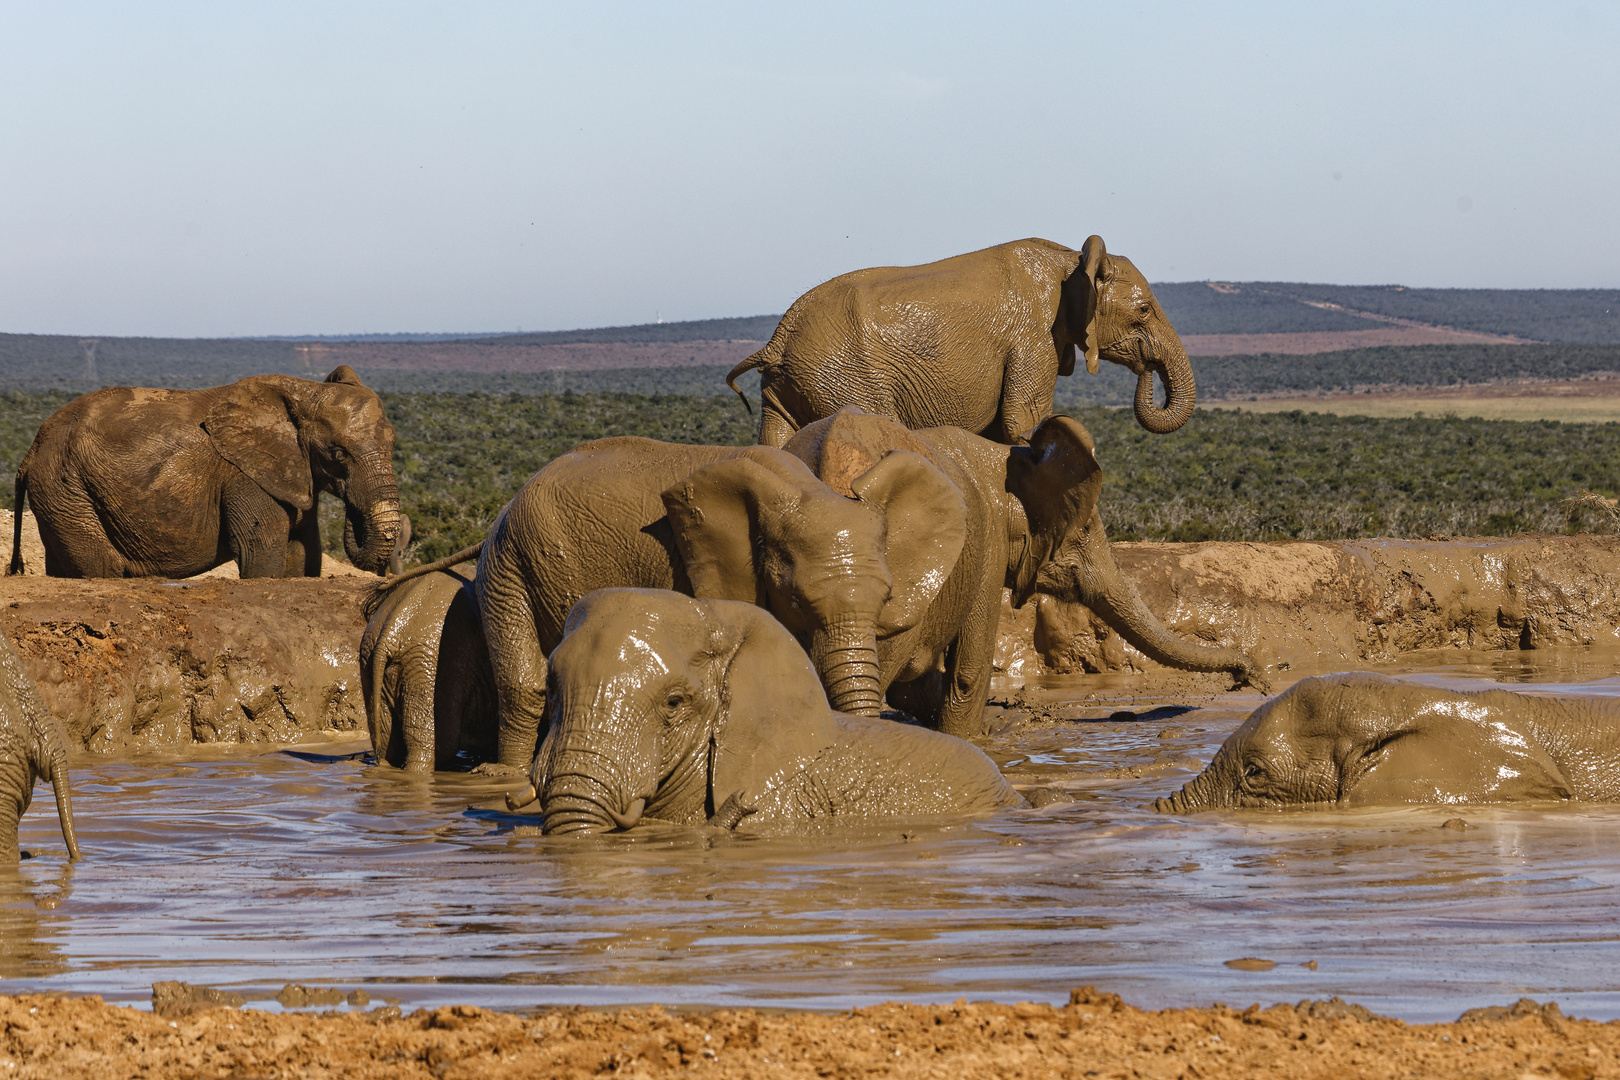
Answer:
(1242, 761, 1265, 783)
(665, 691, 688, 712)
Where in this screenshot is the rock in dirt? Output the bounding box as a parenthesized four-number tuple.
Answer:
(276, 983, 349, 1008)
(151, 981, 244, 1018)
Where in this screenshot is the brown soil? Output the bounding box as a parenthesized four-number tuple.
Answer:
(4, 989, 1616, 1079)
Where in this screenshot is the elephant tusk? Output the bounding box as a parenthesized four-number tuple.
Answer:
(504, 784, 538, 812)
(604, 797, 646, 831)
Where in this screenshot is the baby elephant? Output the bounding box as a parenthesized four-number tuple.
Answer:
(359, 565, 497, 772)
(1158, 672, 1620, 811)
(1, 633, 81, 862)
(506, 589, 1023, 834)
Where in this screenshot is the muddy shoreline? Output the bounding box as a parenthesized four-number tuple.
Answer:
(4, 988, 1617, 1078)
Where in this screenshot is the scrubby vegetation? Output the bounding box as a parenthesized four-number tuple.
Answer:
(6, 390, 1616, 565)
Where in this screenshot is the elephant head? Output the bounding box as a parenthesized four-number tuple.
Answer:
(530, 589, 839, 835)
(202, 365, 402, 573)
(1156, 673, 1577, 812)
(1062, 235, 1196, 434)
(661, 445, 965, 716)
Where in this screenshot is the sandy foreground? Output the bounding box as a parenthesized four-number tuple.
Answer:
(3, 988, 1617, 1079)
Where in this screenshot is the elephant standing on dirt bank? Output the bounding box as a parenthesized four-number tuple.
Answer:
(1, 634, 80, 864)
(727, 236, 1196, 446)
(10, 366, 403, 579)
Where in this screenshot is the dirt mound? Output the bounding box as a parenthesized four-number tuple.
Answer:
(0, 576, 372, 752)
(3, 989, 1616, 1078)
(997, 533, 1620, 679)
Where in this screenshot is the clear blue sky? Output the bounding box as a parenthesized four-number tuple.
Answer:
(2, 2, 1616, 337)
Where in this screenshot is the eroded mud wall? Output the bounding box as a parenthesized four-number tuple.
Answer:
(1005, 535, 1620, 678)
(1, 578, 372, 752)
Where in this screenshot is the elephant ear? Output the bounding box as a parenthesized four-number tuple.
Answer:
(704, 600, 839, 812)
(848, 450, 967, 635)
(1005, 415, 1103, 606)
(662, 457, 804, 606)
(202, 382, 313, 510)
(324, 365, 364, 386)
(1062, 235, 1106, 375)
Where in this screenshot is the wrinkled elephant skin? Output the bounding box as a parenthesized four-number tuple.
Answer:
(728, 237, 1195, 445)
(1158, 672, 1620, 811)
(0, 633, 80, 863)
(525, 589, 1022, 835)
(474, 438, 964, 768)
(359, 564, 497, 773)
(11, 366, 402, 579)
(781, 409, 1265, 737)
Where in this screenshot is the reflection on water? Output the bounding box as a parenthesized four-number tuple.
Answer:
(3, 648, 1620, 1022)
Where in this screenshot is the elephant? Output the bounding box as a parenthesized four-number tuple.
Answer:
(359, 562, 497, 773)
(726, 236, 1196, 446)
(9, 366, 403, 579)
(472, 437, 967, 768)
(778, 408, 1266, 737)
(505, 589, 1023, 834)
(1, 633, 81, 864)
(1156, 673, 1620, 812)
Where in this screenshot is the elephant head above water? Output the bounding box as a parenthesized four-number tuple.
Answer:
(727, 236, 1195, 446)
(10, 366, 402, 578)
(1156, 673, 1620, 812)
(508, 589, 1022, 835)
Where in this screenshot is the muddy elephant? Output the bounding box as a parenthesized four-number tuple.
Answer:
(781, 408, 1265, 737)
(1, 634, 81, 863)
(360, 563, 497, 773)
(727, 236, 1195, 446)
(472, 438, 965, 768)
(1157, 673, 1620, 811)
(505, 589, 1023, 834)
(10, 366, 402, 578)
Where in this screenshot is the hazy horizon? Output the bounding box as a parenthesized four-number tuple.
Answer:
(3, 3, 1616, 338)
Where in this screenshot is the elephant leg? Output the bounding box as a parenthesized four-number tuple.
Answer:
(398, 654, 438, 774)
(222, 475, 292, 578)
(997, 345, 1061, 443)
(933, 581, 1003, 738)
(283, 499, 323, 577)
(479, 572, 550, 771)
(1058, 510, 1267, 689)
(0, 758, 29, 863)
(758, 401, 798, 448)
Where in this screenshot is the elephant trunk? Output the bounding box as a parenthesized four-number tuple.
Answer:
(1132, 340, 1196, 435)
(813, 627, 883, 716)
(1154, 761, 1232, 814)
(538, 745, 649, 835)
(343, 464, 402, 574)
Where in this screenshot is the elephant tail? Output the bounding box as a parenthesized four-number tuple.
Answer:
(362, 541, 483, 620)
(50, 754, 81, 862)
(724, 354, 761, 417)
(8, 469, 25, 575)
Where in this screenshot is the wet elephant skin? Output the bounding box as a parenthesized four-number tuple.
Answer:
(10, 366, 402, 579)
(1158, 672, 1620, 811)
(520, 589, 1022, 835)
(474, 438, 964, 768)
(727, 236, 1195, 445)
(780, 408, 1265, 738)
(0, 633, 79, 864)
(359, 563, 497, 773)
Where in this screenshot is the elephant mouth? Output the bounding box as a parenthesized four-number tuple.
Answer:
(540, 781, 652, 835)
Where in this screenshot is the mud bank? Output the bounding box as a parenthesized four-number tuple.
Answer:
(3, 990, 1617, 1079)
(999, 533, 1620, 679)
(0, 576, 372, 752)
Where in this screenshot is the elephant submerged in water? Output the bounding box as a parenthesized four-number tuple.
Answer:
(779, 408, 1266, 737)
(727, 236, 1195, 445)
(1157, 673, 1620, 811)
(1, 634, 80, 864)
(505, 589, 1022, 835)
(10, 366, 403, 579)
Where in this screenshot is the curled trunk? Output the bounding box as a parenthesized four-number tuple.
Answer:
(343, 478, 402, 574)
(1132, 344, 1196, 434)
(813, 629, 883, 715)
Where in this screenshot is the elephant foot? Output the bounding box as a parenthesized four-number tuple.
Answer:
(471, 762, 526, 779)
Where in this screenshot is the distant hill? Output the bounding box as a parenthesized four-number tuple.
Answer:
(473, 315, 782, 346)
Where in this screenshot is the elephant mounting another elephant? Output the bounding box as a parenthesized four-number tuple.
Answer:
(727, 236, 1196, 446)
(10, 365, 403, 579)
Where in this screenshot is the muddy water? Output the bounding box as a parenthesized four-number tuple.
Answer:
(5, 649, 1620, 1022)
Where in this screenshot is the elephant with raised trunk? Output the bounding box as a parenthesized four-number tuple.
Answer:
(10, 366, 402, 579)
(727, 236, 1195, 446)
(506, 589, 1023, 834)
(1157, 673, 1620, 812)
(1, 633, 81, 864)
(474, 439, 965, 768)
(780, 409, 1266, 737)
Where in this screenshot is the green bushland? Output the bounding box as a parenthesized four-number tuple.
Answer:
(6, 390, 1616, 565)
